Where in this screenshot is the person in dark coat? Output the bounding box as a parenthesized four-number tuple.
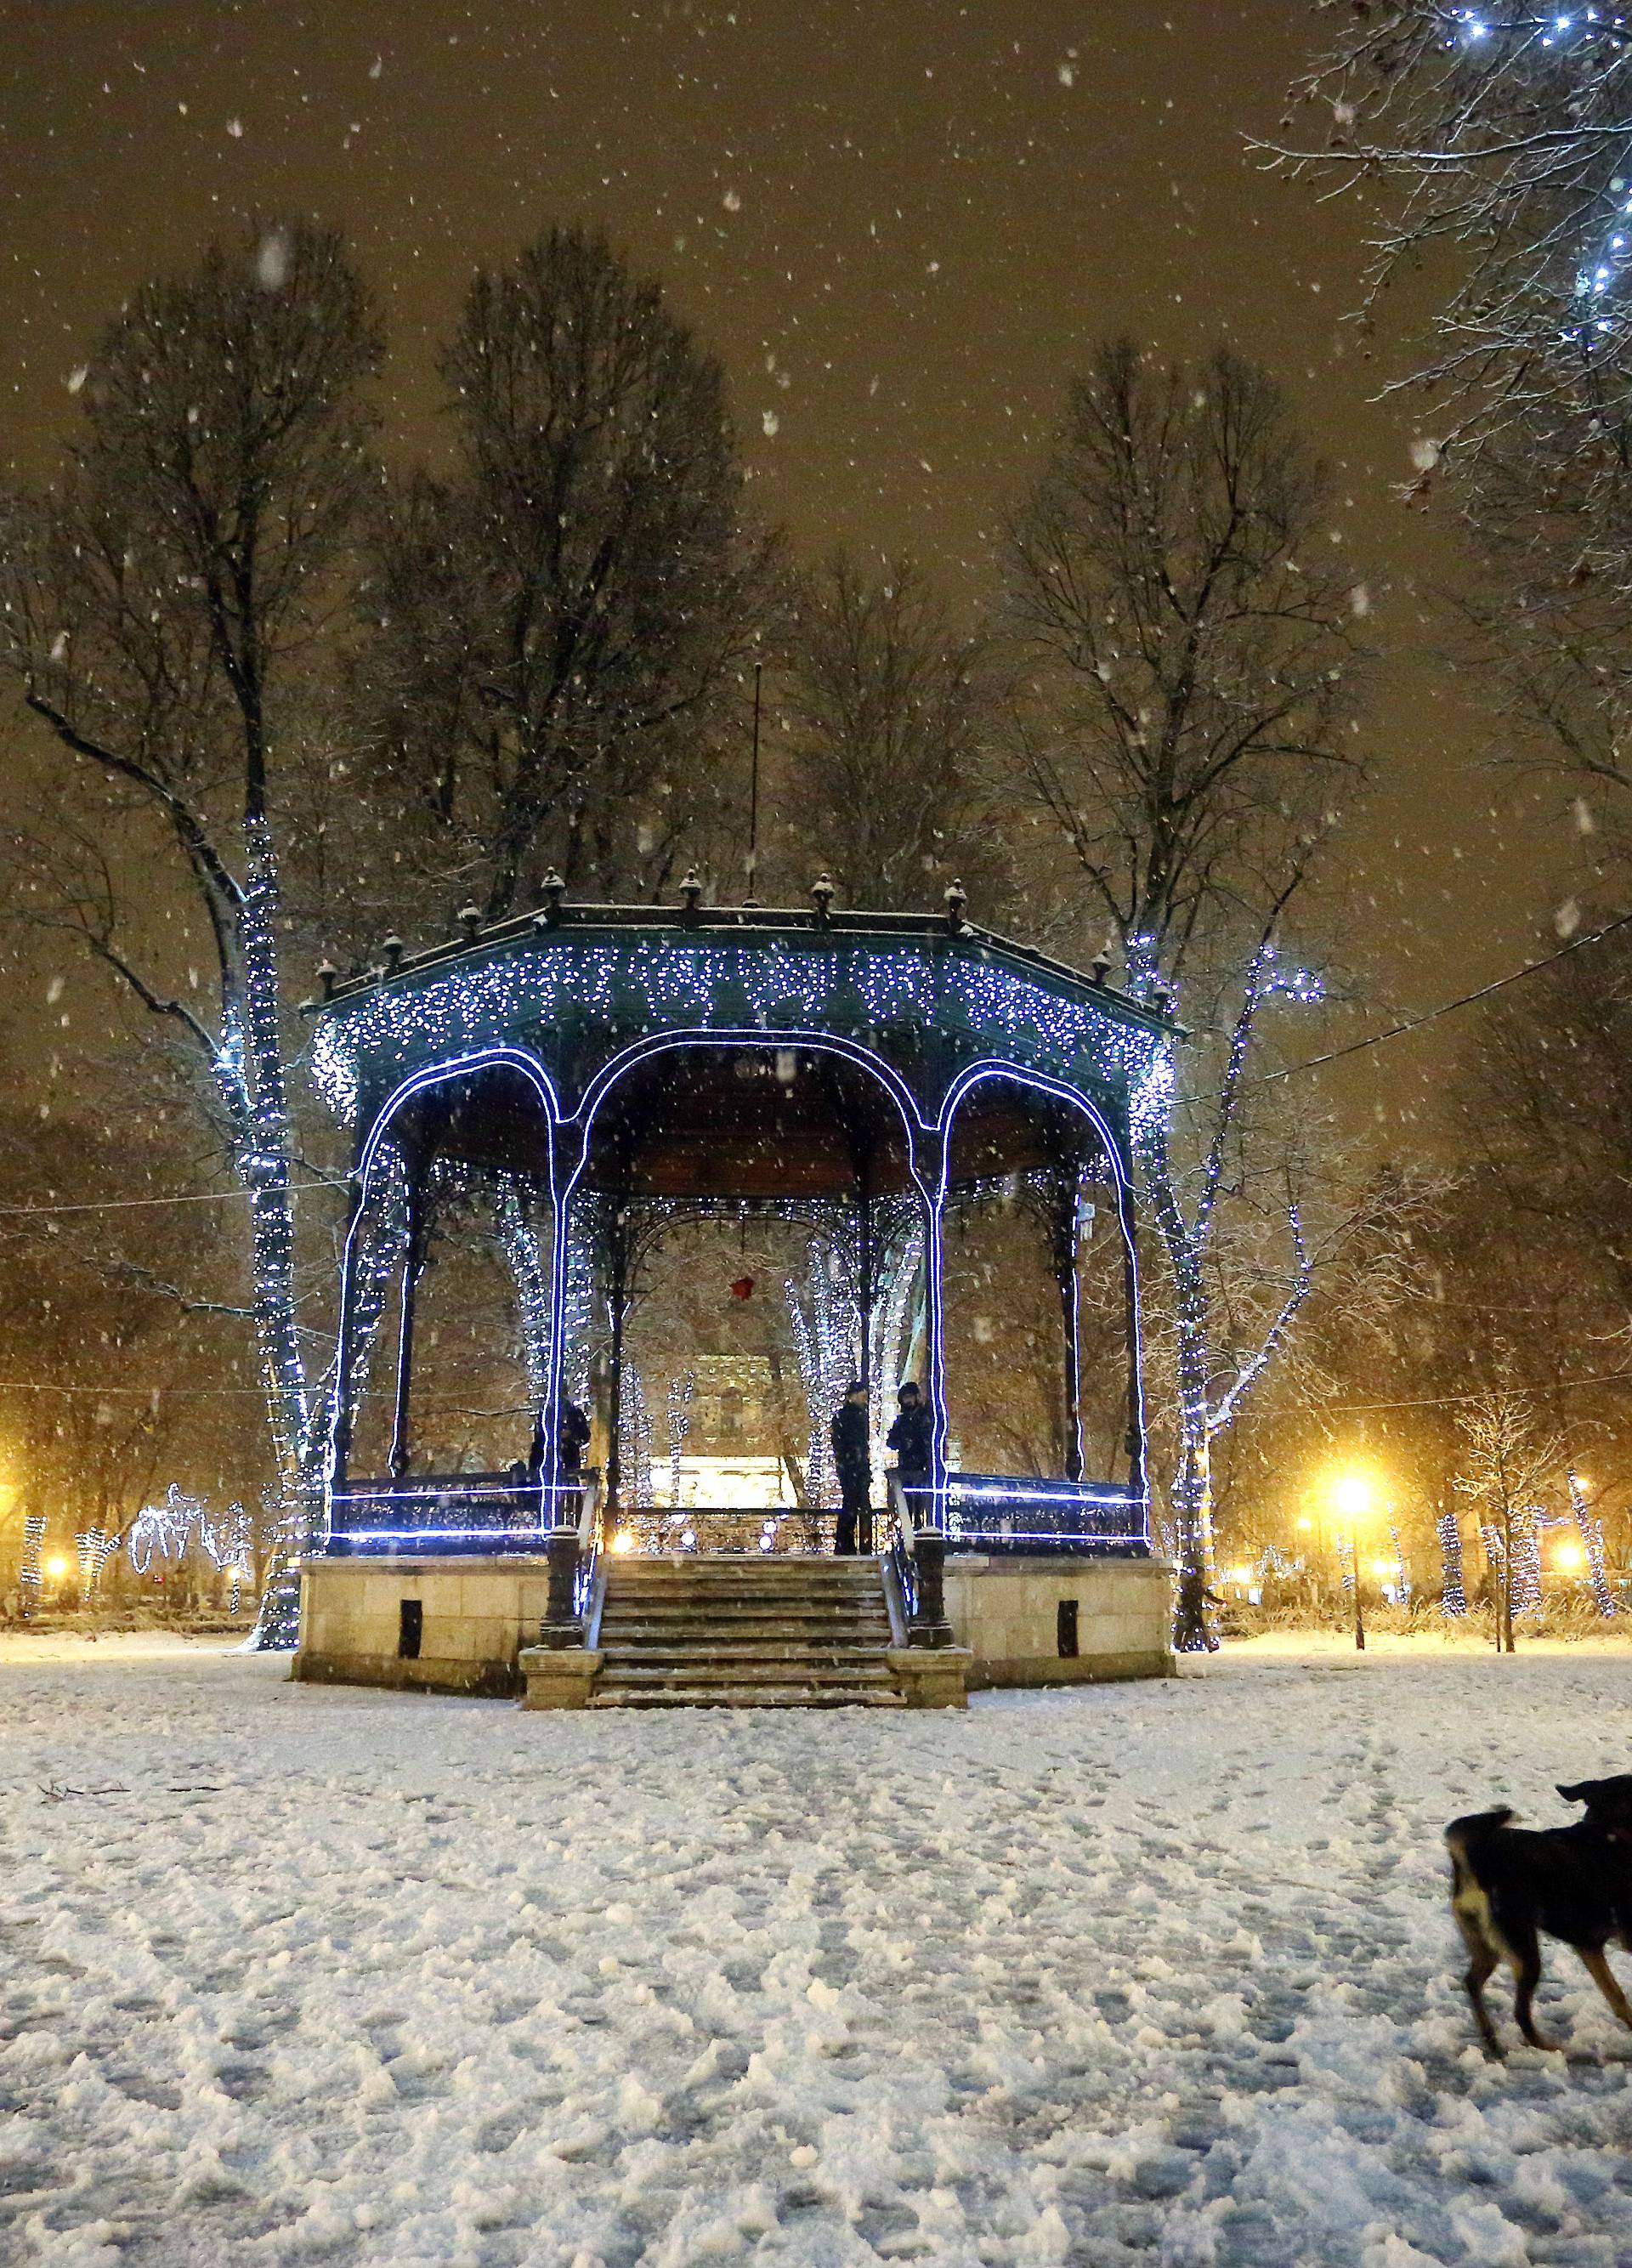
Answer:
(887, 1381, 934, 1516)
(830, 1381, 872, 1556)
(529, 1401, 592, 1485)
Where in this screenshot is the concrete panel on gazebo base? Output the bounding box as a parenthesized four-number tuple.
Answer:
(292, 1556, 555, 1698)
(943, 1555, 1175, 1687)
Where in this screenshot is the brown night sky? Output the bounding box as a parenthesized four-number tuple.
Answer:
(0, 0, 1594, 1138)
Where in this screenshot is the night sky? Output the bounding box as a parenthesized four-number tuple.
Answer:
(0, 0, 1586, 1137)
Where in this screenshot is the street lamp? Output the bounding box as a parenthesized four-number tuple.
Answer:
(1329, 1470, 1376, 1651)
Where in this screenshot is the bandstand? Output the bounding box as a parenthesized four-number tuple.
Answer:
(292, 881, 1179, 1704)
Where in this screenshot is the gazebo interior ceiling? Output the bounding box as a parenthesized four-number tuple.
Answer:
(390, 1052, 1113, 1201)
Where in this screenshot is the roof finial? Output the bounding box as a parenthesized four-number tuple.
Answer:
(381, 934, 404, 974)
(316, 957, 338, 1002)
(458, 900, 482, 942)
(810, 872, 835, 925)
(678, 866, 705, 920)
(944, 878, 967, 933)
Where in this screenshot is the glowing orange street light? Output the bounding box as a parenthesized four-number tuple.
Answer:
(1555, 1539, 1586, 1575)
(43, 1554, 71, 1583)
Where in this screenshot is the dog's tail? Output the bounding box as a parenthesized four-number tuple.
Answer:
(1446, 1806, 1516, 1871)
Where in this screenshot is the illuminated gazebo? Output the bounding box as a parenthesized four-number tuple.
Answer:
(297, 878, 1176, 1686)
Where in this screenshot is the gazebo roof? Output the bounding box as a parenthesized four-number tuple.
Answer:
(306, 899, 1176, 1161)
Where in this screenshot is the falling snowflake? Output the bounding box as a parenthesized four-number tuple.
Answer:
(256, 230, 291, 290)
(762, 409, 779, 437)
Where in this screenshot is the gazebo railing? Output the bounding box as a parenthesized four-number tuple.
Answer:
(325, 1472, 596, 1556)
(929, 1473, 1151, 1556)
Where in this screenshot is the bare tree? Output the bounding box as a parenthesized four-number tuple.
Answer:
(1272, 12, 1632, 822)
(1000, 341, 1366, 1641)
(357, 225, 777, 920)
(1457, 1384, 1562, 1651)
(0, 221, 382, 1590)
(1272, 7, 1632, 454)
(779, 553, 996, 910)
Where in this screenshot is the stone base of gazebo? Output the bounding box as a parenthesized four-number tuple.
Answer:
(292, 1556, 551, 1698)
(292, 1551, 1174, 1698)
(943, 1555, 1176, 1687)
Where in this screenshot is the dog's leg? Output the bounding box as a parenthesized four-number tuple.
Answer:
(1454, 1905, 1504, 2054)
(1578, 1948, 1632, 2033)
(1509, 1925, 1562, 2051)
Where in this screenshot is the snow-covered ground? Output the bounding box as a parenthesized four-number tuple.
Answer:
(6, 1638, 1632, 2267)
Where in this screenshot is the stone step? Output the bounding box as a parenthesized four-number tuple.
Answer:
(601, 1644, 892, 1667)
(606, 1571, 881, 1590)
(599, 1659, 895, 1685)
(587, 1554, 902, 1712)
(600, 1614, 890, 1633)
(594, 1692, 898, 1710)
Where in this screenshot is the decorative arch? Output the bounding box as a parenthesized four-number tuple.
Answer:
(935, 1061, 1147, 1510)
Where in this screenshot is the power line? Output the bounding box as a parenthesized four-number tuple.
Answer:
(1329, 1364, 1632, 1415)
(1255, 906, 1632, 1088)
(0, 1177, 343, 1222)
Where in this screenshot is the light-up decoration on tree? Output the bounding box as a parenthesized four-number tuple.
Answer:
(1389, 1521, 1410, 1605)
(1512, 1508, 1544, 1618)
(75, 1527, 113, 1598)
(1449, 8, 1632, 351)
(496, 1175, 552, 1409)
(786, 1231, 860, 1510)
(20, 1513, 45, 1606)
(1130, 937, 1320, 1650)
(1568, 1469, 1616, 1615)
(667, 1370, 694, 1506)
(1437, 1507, 1468, 1616)
(620, 1360, 654, 1509)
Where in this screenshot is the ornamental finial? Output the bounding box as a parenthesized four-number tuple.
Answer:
(1091, 948, 1113, 988)
(317, 957, 338, 1002)
(458, 900, 482, 941)
(381, 934, 404, 973)
(944, 878, 967, 932)
(541, 869, 566, 923)
(810, 872, 835, 923)
(678, 866, 705, 920)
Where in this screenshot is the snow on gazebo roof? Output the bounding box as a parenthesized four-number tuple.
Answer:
(305, 893, 1176, 1146)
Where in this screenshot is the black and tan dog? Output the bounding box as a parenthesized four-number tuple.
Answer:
(1447, 1775, 1632, 2053)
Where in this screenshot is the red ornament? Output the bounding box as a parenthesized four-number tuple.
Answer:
(729, 1274, 755, 1301)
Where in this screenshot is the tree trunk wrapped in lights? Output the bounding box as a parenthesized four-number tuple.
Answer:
(1437, 1508, 1468, 1617)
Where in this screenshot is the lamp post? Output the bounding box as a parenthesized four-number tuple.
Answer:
(1329, 1471, 1375, 1653)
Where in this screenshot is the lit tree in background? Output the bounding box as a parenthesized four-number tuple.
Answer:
(0, 223, 381, 1623)
(1000, 342, 1366, 1644)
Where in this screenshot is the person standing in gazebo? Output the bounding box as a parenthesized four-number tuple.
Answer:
(830, 1381, 872, 1556)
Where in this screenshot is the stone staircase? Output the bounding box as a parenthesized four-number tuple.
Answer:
(589, 1553, 905, 1708)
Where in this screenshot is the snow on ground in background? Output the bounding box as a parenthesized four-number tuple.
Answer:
(0, 1630, 241, 1665)
(7, 1644, 1632, 2267)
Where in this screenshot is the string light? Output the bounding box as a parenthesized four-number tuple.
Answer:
(1567, 1468, 1617, 1614)
(19, 1513, 44, 1608)
(311, 923, 1170, 1140)
(1437, 1507, 1468, 1615)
